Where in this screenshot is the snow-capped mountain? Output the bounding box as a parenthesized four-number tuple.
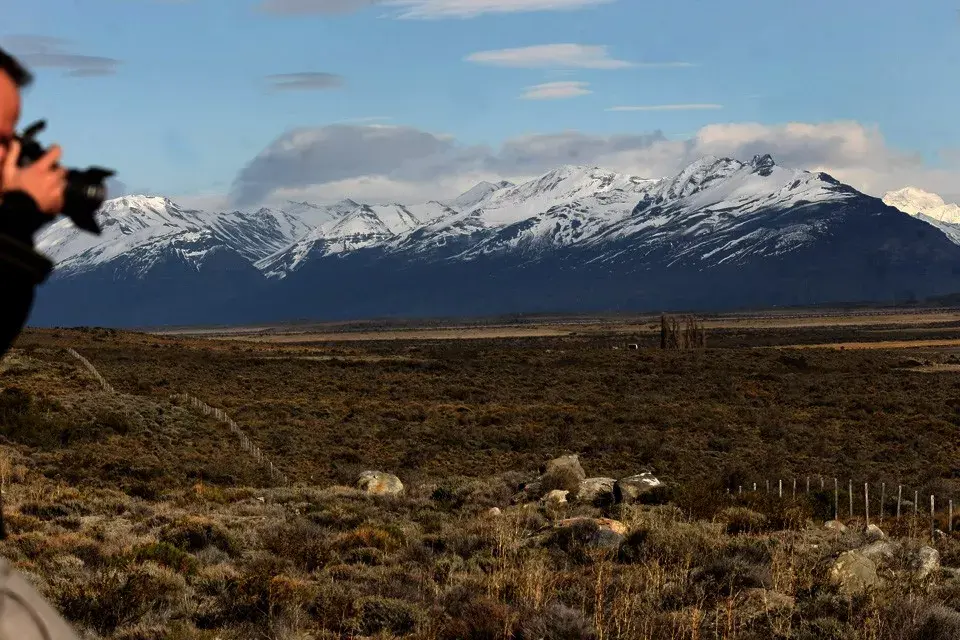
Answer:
(27, 155, 960, 327)
(883, 187, 960, 224)
(34, 195, 348, 277)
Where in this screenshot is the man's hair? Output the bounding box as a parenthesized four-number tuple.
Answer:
(0, 47, 32, 87)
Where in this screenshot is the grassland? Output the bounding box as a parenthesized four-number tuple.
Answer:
(3, 315, 960, 637)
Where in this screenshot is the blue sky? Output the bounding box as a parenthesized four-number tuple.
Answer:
(4, 0, 960, 207)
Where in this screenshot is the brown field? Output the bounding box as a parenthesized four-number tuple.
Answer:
(152, 308, 960, 343)
(5, 315, 960, 638)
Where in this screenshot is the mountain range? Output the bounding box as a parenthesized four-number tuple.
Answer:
(26, 155, 960, 328)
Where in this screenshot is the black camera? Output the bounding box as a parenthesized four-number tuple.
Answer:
(16, 120, 115, 235)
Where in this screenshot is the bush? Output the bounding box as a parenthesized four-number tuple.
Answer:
(160, 516, 238, 555)
(350, 596, 424, 636)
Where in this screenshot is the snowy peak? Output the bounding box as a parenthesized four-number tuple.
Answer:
(883, 187, 960, 224)
(449, 180, 514, 211)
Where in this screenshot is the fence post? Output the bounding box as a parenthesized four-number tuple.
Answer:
(932, 495, 936, 542)
(779, 479, 782, 499)
(766, 480, 770, 494)
(806, 476, 810, 494)
(849, 480, 853, 519)
(753, 483, 757, 492)
(951, 500, 954, 534)
(897, 485, 902, 518)
(865, 483, 869, 527)
(793, 478, 796, 497)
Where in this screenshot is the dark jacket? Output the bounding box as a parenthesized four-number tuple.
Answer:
(0, 191, 52, 356)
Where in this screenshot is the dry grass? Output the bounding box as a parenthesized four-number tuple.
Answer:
(3, 325, 960, 637)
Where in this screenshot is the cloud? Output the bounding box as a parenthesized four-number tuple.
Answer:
(266, 72, 344, 91)
(0, 35, 120, 77)
(466, 44, 674, 69)
(521, 81, 591, 100)
(256, 0, 614, 18)
(607, 104, 723, 112)
(227, 119, 960, 209)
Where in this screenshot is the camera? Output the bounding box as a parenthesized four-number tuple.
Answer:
(16, 120, 115, 235)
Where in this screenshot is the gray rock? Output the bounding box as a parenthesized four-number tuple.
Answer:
(865, 523, 886, 539)
(575, 478, 616, 505)
(614, 472, 663, 503)
(541, 489, 569, 506)
(829, 551, 879, 594)
(357, 471, 404, 496)
(824, 520, 847, 533)
(918, 545, 941, 580)
(541, 455, 587, 493)
(551, 517, 627, 551)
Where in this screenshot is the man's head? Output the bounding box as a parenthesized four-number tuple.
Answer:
(0, 48, 30, 172)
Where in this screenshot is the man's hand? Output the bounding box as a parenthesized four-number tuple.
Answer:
(1, 140, 66, 215)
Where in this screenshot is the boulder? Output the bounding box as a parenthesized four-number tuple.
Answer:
(918, 546, 941, 580)
(859, 540, 898, 563)
(541, 490, 569, 507)
(541, 455, 586, 493)
(357, 471, 404, 496)
(614, 472, 663, 503)
(575, 478, 616, 505)
(550, 517, 627, 551)
(824, 520, 847, 533)
(485, 507, 502, 518)
(865, 523, 886, 539)
(829, 551, 879, 594)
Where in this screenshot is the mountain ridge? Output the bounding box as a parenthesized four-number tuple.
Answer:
(28, 155, 960, 327)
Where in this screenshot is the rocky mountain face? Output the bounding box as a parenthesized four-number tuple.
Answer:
(27, 155, 960, 327)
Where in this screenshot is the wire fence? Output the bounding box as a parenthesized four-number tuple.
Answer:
(65, 347, 288, 486)
(65, 348, 114, 394)
(731, 475, 953, 541)
(169, 392, 290, 486)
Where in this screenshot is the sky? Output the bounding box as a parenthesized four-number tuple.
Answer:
(3, 0, 960, 209)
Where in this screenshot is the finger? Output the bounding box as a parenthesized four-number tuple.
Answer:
(34, 145, 62, 170)
(2, 139, 20, 177)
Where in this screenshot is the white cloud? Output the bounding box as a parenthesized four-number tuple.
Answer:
(256, 0, 614, 17)
(466, 44, 667, 69)
(225, 119, 960, 208)
(607, 104, 723, 111)
(521, 80, 591, 100)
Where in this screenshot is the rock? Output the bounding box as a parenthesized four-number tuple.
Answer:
(918, 546, 941, 580)
(865, 523, 886, 539)
(550, 517, 627, 551)
(574, 478, 616, 506)
(824, 520, 847, 533)
(859, 540, 898, 563)
(555, 517, 629, 537)
(486, 507, 502, 517)
(541, 490, 569, 506)
(541, 455, 586, 493)
(830, 551, 879, 594)
(357, 471, 404, 496)
(614, 472, 663, 503)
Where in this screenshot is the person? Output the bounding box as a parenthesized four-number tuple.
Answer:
(0, 46, 67, 356)
(0, 47, 82, 640)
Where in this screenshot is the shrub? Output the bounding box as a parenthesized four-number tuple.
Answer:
(350, 596, 425, 636)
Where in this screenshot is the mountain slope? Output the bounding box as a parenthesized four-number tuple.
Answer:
(27, 156, 960, 327)
(883, 187, 960, 224)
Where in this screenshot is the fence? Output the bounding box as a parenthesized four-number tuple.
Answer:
(169, 393, 290, 485)
(65, 348, 115, 393)
(731, 475, 953, 541)
(65, 347, 288, 486)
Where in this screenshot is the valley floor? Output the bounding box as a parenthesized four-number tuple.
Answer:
(4, 315, 960, 637)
